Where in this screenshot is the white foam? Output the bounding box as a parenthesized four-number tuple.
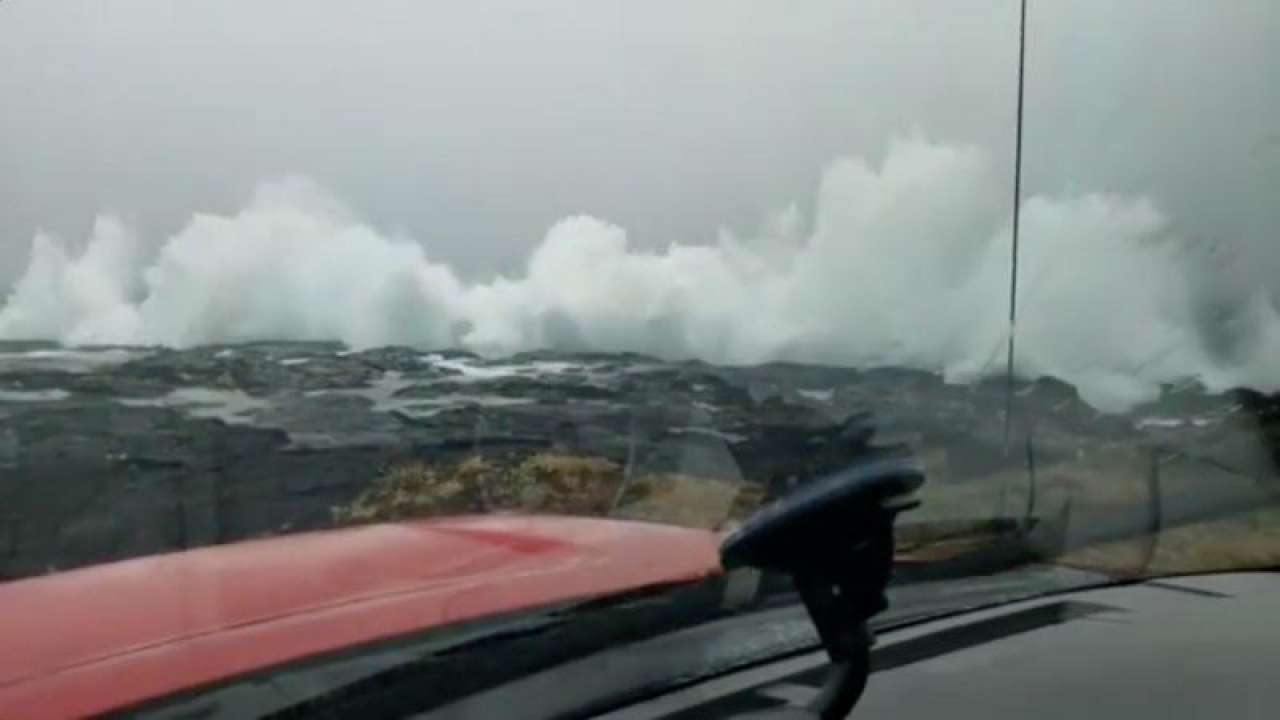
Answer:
(0, 388, 70, 402)
(669, 426, 747, 444)
(424, 355, 518, 380)
(798, 388, 835, 403)
(2, 139, 1276, 411)
(1136, 416, 1185, 430)
(0, 348, 141, 373)
(309, 369, 535, 416)
(117, 388, 270, 424)
(306, 370, 414, 407)
(423, 354, 585, 382)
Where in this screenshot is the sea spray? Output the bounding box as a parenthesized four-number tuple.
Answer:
(2, 137, 1273, 411)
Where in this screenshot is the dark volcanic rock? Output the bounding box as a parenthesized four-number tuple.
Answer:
(0, 370, 82, 393)
(112, 346, 382, 393)
(351, 346, 472, 374)
(0, 341, 1270, 581)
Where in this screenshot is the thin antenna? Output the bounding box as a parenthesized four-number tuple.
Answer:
(1003, 0, 1029, 453)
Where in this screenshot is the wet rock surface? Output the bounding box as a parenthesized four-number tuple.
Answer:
(0, 341, 1273, 580)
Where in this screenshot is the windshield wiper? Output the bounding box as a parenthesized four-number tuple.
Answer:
(720, 455, 925, 720)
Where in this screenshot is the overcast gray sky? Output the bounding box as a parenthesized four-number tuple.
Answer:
(2, 0, 1277, 288)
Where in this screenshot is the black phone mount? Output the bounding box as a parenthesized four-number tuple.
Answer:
(720, 456, 925, 719)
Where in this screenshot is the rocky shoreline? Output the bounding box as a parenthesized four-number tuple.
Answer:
(1, 341, 1275, 580)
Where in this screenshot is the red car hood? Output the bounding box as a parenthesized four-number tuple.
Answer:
(0, 515, 722, 719)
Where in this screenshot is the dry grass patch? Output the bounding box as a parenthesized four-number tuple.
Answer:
(613, 474, 743, 529)
(333, 453, 627, 524)
(333, 452, 766, 530)
(1056, 505, 1280, 576)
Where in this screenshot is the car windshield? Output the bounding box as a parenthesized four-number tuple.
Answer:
(2, 0, 1279, 716)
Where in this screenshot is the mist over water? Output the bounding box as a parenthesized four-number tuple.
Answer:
(2, 138, 1276, 411)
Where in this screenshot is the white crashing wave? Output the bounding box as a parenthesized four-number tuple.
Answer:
(2, 137, 1276, 411)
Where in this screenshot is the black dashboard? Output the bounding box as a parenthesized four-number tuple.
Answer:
(428, 571, 1279, 720)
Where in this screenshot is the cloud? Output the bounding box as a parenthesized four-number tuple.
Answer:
(2, 1, 1274, 283)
